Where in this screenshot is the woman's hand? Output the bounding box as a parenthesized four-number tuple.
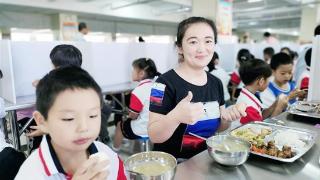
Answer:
(220, 102, 247, 121)
(170, 91, 205, 125)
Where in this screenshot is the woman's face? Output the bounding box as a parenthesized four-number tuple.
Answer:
(178, 23, 215, 70)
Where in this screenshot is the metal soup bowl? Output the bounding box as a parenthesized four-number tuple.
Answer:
(124, 151, 177, 180)
(206, 135, 251, 166)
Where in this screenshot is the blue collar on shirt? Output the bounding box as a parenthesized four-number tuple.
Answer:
(268, 81, 296, 104)
(46, 135, 98, 175)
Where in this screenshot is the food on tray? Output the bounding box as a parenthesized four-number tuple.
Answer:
(273, 130, 306, 149)
(231, 126, 301, 159)
(231, 127, 271, 147)
(293, 102, 320, 114)
(251, 141, 294, 158)
(295, 104, 316, 112)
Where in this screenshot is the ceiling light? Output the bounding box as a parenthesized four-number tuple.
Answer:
(249, 21, 258, 25)
(248, 0, 263, 3)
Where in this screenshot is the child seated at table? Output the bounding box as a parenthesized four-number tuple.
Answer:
(234, 59, 288, 127)
(120, 58, 160, 140)
(297, 48, 312, 90)
(15, 66, 126, 179)
(260, 53, 305, 108)
(230, 49, 254, 101)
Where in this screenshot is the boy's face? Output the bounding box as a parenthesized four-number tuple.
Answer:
(35, 88, 101, 152)
(273, 64, 293, 85)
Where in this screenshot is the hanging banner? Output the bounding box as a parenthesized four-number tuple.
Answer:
(59, 14, 78, 41)
(217, 0, 233, 36)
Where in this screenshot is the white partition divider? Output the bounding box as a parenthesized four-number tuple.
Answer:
(5, 41, 303, 104)
(307, 36, 320, 101)
(215, 44, 237, 73)
(11, 41, 58, 97)
(0, 40, 16, 103)
(9, 41, 178, 100)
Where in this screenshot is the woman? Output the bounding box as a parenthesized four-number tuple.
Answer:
(148, 17, 247, 159)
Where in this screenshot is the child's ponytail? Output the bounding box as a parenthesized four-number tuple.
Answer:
(132, 58, 161, 79)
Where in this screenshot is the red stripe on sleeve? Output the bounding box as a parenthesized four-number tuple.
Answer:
(240, 106, 263, 124)
(117, 156, 127, 180)
(300, 77, 309, 90)
(129, 93, 143, 113)
(230, 72, 241, 85)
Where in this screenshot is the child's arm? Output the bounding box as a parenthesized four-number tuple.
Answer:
(288, 88, 306, 101)
(128, 111, 139, 120)
(262, 94, 288, 118)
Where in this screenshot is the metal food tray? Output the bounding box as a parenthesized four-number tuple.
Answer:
(229, 121, 317, 162)
(288, 101, 320, 119)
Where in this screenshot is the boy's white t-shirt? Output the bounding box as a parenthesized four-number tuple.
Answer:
(260, 80, 295, 108)
(15, 135, 125, 180)
(210, 66, 231, 101)
(129, 79, 154, 137)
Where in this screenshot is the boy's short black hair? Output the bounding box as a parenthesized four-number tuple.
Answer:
(78, 22, 87, 31)
(50, 44, 82, 68)
(263, 47, 275, 56)
(270, 52, 293, 70)
(239, 59, 272, 85)
(36, 66, 103, 119)
(305, 48, 312, 67)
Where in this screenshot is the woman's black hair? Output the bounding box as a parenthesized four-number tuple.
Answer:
(176, 16, 218, 48)
(237, 49, 252, 64)
(132, 58, 161, 79)
(207, 52, 219, 72)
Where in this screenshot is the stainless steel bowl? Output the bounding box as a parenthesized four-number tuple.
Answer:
(124, 151, 177, 180)
(206, 135, 251, 166)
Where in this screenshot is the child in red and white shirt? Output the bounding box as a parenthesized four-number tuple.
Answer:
(233, 59, 288, 128)
(120, 58, 160, 139)
(230, 49, 253, 101)
(297, 48, 312, 90)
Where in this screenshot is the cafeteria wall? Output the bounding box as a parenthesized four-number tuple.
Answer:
(0, 8, 178, 40)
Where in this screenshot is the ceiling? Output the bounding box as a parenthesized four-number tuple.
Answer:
(0, 0, 320, 36)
